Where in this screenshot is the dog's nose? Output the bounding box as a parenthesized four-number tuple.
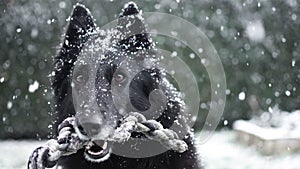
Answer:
(79, 122, 102, 136)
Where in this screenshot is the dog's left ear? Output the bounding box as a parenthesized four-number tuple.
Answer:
(52, 4, 97, 127)
(117, 2, 154, 52)
(63, 4, 96, 51)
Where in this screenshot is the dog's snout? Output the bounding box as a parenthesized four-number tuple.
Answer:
(80, 122, 102, 136)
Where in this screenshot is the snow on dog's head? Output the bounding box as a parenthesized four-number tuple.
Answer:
(57, 2, 183, 162)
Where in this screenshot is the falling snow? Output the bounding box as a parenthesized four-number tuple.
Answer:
(238, 92, 246, 101)
(1, 1, 300, 168)
(16, 28, 22, 33)
(189, 53, 195, 59)
(223, 120, 228, 126)
(28, 81, 39, 93)
(292, 60, 296, 67)
(245, 20, 265, 42)
(7, 101, 13, 109)
(285, 90, 291, 96)
(0, 77, 4, 83)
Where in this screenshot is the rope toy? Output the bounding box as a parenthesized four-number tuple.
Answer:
(112, 112, 188, 153)
(28, 112, 188, 169)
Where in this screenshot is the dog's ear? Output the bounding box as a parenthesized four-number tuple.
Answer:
(62, 4, 96, 52)
(117, 2, 154, 52)
(54, 4, 96, 83)
(55, 4, 96, 74)
(52, 4, 96, 126)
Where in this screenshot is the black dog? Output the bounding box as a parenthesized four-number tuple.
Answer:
(50, 2, 202, 169)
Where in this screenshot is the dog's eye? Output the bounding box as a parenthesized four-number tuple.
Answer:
(114, 73, 126, 83)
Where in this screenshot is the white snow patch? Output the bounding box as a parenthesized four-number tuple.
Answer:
(0, 140, 55, 169)
(171, 51, 177, 57)
(292, 60, 296, 67)
(7, 101, 12, 109)
(28, 80, 39, 93)
(225, 89, 230, 95)
(198, 131, 300, 169)
(220, 25, 224, 31)
(257, 2, 261, 7)
(198, 48, 203, 53)
(238, 92, 246, 101)
(16, 28, 21, 33)
(223, 120, 228, 126)
(285, 90, 291, 96)
(245, 20, 265, 42)
(189, 53, 195, 59)
(65, 39, 69, 46)
(171, 31, 178, 36)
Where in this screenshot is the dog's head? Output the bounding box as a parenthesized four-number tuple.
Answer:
(56, 2, 182, 162)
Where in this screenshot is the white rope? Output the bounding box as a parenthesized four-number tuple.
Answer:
(113, 112, 188, 153)
(28, 112, 188, 169)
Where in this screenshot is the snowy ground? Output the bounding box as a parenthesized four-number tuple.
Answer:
(198, 131, 300, 169)
(1, 131, 300, 169)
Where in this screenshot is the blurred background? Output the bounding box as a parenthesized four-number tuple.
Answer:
(0, 0, 299, 168)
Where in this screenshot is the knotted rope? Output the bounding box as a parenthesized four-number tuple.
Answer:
(112, 112, 188, 153)
(28, 112, 188, 169)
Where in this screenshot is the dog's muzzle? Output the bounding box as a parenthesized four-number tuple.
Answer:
(75, 121, 113, 163)
(84, 140, 111, 162)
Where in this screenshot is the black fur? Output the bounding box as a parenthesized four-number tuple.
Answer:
(52, 3, 202, 169)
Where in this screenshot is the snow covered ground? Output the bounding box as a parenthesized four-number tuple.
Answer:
(1, 131, 300, 169)
(198, 131, 300, 169)
(0, 140, 44, 169)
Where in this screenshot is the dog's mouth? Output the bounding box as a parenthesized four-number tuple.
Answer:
(84, 140, 111, 162)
